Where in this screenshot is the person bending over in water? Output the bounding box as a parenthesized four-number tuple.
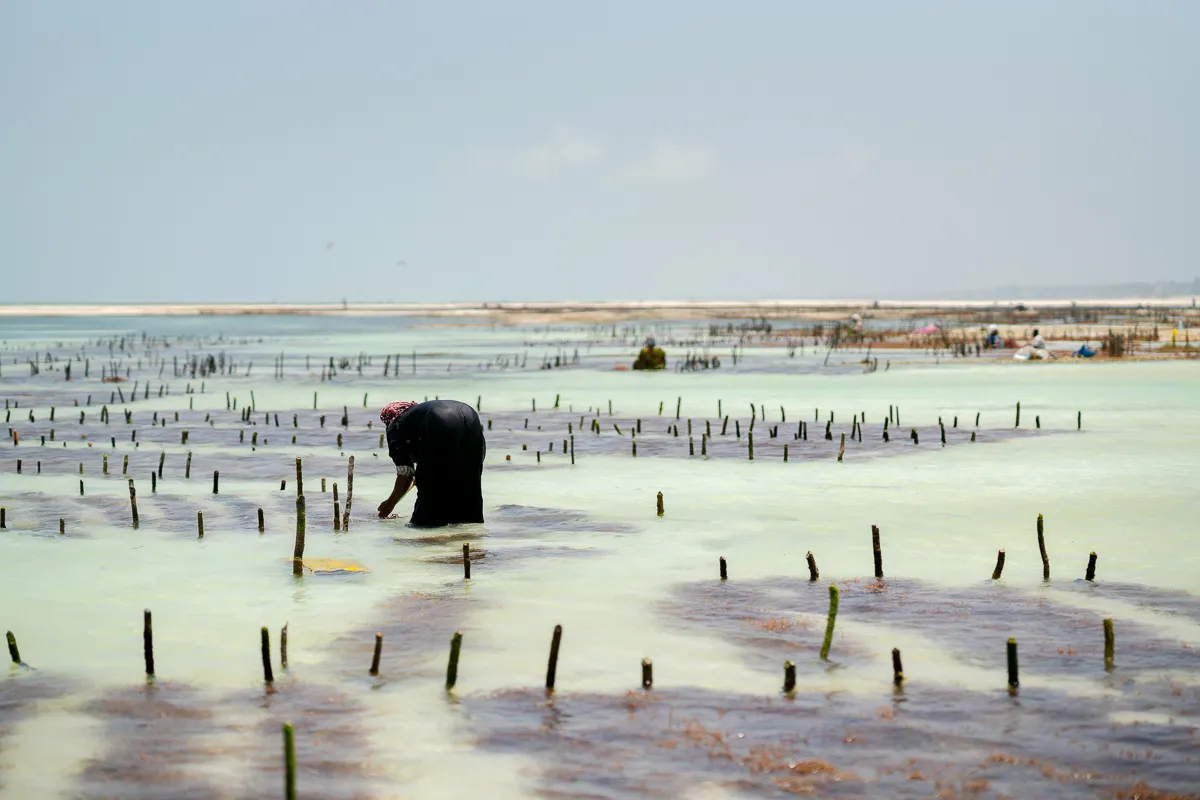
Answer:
(632, 337, 667, 370)
(376, 400, 485, 527)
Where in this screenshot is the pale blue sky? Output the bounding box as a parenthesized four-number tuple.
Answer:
(2, 1, 1196, 303)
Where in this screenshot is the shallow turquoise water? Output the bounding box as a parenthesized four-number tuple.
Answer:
(1, 315, 1197, 797)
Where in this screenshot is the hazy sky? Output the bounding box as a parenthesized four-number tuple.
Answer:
(2, 1, 1197, 303)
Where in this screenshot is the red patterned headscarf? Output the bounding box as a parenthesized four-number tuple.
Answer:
(380, 401, 417, 425)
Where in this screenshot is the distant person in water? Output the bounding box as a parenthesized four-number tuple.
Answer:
(376, 400, 485, 527)
(632, 337, 667, 370)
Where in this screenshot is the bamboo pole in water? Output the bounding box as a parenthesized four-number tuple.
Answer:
(545, 625, 562, 692)
(369, 633, 383, 676)
(820, 585, 839, 661)
(261, 627, 274, 683)
(282, 723, 296, 800)
(446, 632, 463, 690)
(143, 610, 154, 678)
(1037, 514, 1049, 580)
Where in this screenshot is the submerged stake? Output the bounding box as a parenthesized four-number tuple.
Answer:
(258, 508, 265, 533)
(1037, 513, 1050, 580)
(1085, 551, 1097, 582)
(282, 722, 296, 800)
(545, 625, 563, 692)
(992, 549, 1006, 580)
(369, 633, 383, 676)
(719, 556, 727, 581)
(1104, 618, 1113, 671)
(872, 525, 883, 579)
(1007, 638, 1019, 690)
(143, 609, 154, 677)
(819, 585, 839, 661)
(806, 551, 819, 581)
(261, 626, 274, 683)
(293, 495, 306, 576)
(446, 631, 463, 690)
(892, 648, 904, 685)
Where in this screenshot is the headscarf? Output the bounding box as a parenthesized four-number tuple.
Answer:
(645, 337, 656, 348)
(380, 400, 417, 426)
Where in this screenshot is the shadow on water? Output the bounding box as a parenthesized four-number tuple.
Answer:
(463, 573, 1200, 798)
(465, 681, 1199, 799)
(75, 680, 381, 800)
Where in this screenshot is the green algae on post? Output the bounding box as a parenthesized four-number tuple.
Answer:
(1007, 637, 1019, 691)
(282, 722, 296, 800)
(782, 660, 796, 693)
(992, 549, 1005, 580)
(656, 492, 664, 517)
(806, 551, 819, 581)
(281, 623, 288, 670)
(892, 648, 904, 685)
(369, 633, 383, 676)
(295, 457, 303, 496)
(1086, 551, 1097, 582)
(197, 511, 204, 539)
(641, 658, 653, 689)
(1015, 402, 1021, 427)
(1037, 513, 1049, 580)
(819, 585, 839, 661)
(545, 624, 563, 692)
(7, 631, 22, 665)
(446, 631, 463, 690)
(1103, 618, 1114, 671)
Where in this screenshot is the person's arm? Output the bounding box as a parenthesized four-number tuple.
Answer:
(377, 471, 414, 518)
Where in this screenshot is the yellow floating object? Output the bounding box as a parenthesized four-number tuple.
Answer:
(289, 557, 370, 574)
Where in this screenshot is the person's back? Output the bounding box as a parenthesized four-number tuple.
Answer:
(383, 399, 485, 527)
(632, 337, 666, 370)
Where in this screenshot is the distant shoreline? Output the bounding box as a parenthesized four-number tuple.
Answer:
(0, 297, 1196, 319)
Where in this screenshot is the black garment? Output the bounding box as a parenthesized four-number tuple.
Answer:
(386, 400, 485, 527)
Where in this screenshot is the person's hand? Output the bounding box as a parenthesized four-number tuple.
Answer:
(377, 499, 396, 518)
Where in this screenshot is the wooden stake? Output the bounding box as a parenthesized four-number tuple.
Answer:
(1085, 551, 1097, 582)
(806, 551, 819, 581)
(212, 470, 219, 494)
(1103, 618, 1114, 671)
(783, 660, 796, 693)
(342, 456, 354, 531)
(369, 633, 383, 676)
(656, 492, 664, 517)
(282, 724, 296, 800)
(281, 624, 288, 670)
(719, 556, 727, 581)
(463, 543, 471, 580)
(258, 508, 265, 532)
(545, 625, 562, 691)
(261, 626, 274, 683)
(1015, 402, 1021, 428)
(293, 495, 306, 576)
(838, 432, 845, 462)
(197, 511, 204, 538)
(991, 549, 1005, 580)
(872, 525, 883, 579)
(1007, 638, 1018, 690)
(6, 631, 19, 664)
(295, 457, 303, 496)
(129, 479, 139, 527)
(892, 648, 904, 685)
(446, 631, 463, 690)
(185, 451, 191, 478)
(1037, 513, 1049, 580)
(819, 585, 839, 661)
(641, 658, 653, 689)
(143, 609, 154, 677)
